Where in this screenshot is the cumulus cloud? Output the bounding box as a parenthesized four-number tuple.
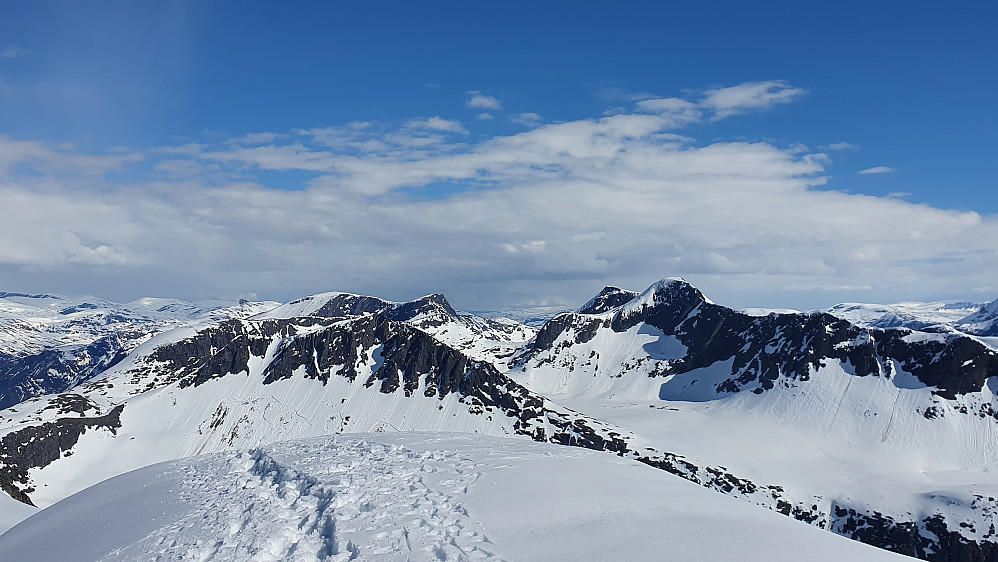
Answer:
(858, 166, 896, 175)
(701, 80, 806, 120)
(0, 81, 994, 309)
(466, 91, 501, 110)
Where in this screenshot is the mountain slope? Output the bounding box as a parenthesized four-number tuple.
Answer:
(3, 282, 998, 560)
(0, 433, 910, 562)
(0, 292, 277, 409)
(512, 278, 998, 560)
(958, 299, 998, 336)
(823, 300, 984, 332)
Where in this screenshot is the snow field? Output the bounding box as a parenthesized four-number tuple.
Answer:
(0, 433, 910, 562)
(127, 440, 500, 561)
(20, 359, 520, 510)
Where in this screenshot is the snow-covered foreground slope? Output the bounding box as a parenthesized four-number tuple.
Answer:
(0, 433, 909, 562)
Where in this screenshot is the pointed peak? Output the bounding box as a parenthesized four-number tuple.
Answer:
(393, 293, 458, 320)
(639, 278, 712, 306)
(578, 286, 640, 315)
(610, 277, 712, 331)
(253, 291, 460, 322)
(253, 292, 391, 320)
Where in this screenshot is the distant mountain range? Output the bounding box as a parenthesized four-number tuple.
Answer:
(1, 281, 997, 561)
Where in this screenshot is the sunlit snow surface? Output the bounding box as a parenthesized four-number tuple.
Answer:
(0, 292, 279, 357)
(0, 433, 908, 562)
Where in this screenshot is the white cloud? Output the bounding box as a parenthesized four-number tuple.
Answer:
(408, 116, 467, 134)
(0, 135, 143, 176)
(635, 98, 703, 127)
(0, 45, 28, 59)
(466, 91, 501, 110)
(510, 113, 543, 127)
(1, 84, 994, 310)
(826, 142, 860, 151)
(701, 80, 806, 120)
(477, 112, 494, 120)
(858, 166, 896, 175)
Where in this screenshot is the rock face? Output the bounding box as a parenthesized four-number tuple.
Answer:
(146, 313, 539, 422)
(577, 286, 640, 315)
(521, 278, 998, 400)
(0, 402, 123, 505)
(3, 280, 998, 561)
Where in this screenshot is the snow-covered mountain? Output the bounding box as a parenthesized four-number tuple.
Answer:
(252, 291, 537, 368)
(464, 305, 572, 328)
(822, 298, 998, 343)
(822, 300, 984, 332)
(2, 280, 998, 561)
(512, 279, 998, 560)
(0, 292, 278, 410)
(957, 299, 998, 337)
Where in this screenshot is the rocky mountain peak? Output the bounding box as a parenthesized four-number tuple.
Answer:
(577, 286, 639, 315)
(391, 293, 458, 321)
(612, 277, 711, 332)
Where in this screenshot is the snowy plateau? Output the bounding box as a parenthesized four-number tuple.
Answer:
(1, 280, 998, 561)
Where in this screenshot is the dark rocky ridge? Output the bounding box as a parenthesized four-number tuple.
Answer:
(0, 403, 123, 505)
(263, 292, 458, 323)
(521, 279, 998, 400)
(578, 286, 639, 315)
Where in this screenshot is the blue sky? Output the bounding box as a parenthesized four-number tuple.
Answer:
(0, 1, 996, 309)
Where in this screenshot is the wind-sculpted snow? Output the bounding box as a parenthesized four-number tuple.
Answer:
(118, 442, 501, 562)
(0, 434, 910, 562)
